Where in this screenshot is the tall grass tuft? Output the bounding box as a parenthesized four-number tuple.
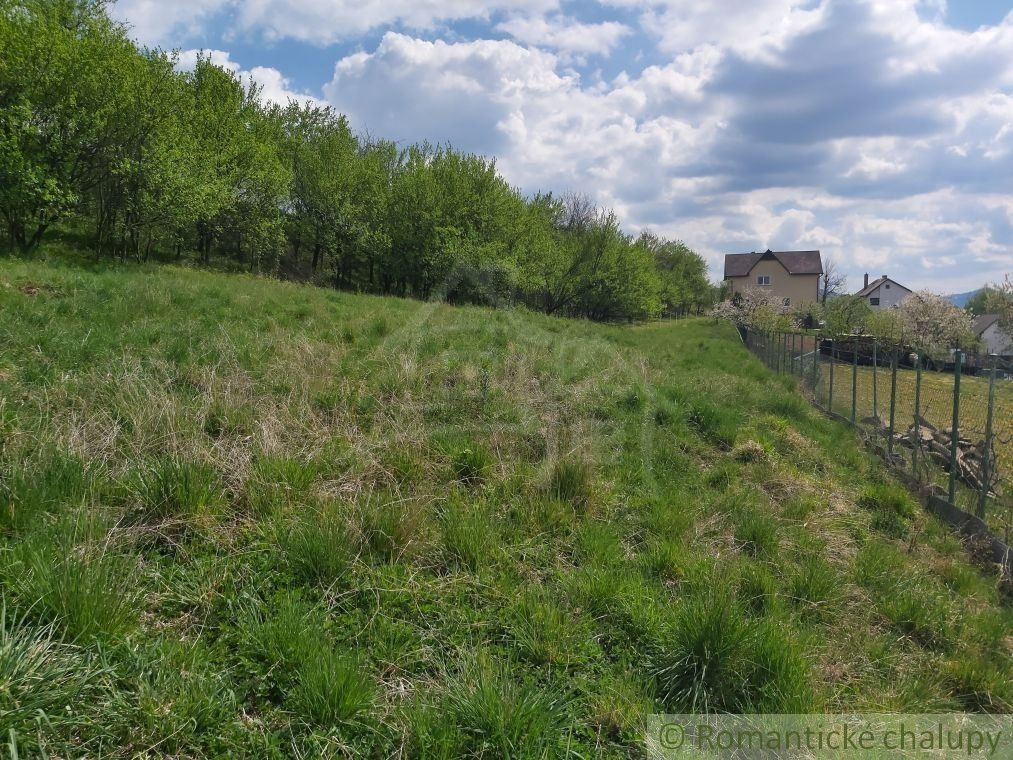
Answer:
(440, 501, 495, 572)
(133, 458, 225, 522)
(444, 654, 566, 757)
(734, 510, 779, 557)
(1, 451, 89, 534)
(6, 533, 140, 641)
(357, 496, 427, 562)
(278, 504, 354, 587)
(507, 589, 582, 665)
(547, 458, 593, 510)
(650, 591, 812, 713)
(0, 605, 103, 740)
(289, 648, 375, 727)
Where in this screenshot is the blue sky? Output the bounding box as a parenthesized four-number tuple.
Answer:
(112, 0, 1013, 292)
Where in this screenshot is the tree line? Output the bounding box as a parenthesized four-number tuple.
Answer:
(0, 0, 714, 321)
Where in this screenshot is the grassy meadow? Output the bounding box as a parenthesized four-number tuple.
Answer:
(1, 258, 1010, 757)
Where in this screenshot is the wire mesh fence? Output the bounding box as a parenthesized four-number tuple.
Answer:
(743, 328, 1012, 543)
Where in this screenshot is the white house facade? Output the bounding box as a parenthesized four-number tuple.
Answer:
(974, 314, 1013, 357)
(855, 274, 911, 310)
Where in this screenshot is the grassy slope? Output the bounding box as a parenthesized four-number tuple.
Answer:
(0, 258, 1010, 757)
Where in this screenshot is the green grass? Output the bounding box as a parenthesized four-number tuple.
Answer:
(0, 255, 1010, 756)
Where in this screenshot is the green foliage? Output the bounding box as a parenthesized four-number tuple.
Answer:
(132, 458, 226, 522)
(822, 295, 872, 336)
(4, 532, 140, 641)
(0, 606, 104, 749)
(0, 3, 705, 322)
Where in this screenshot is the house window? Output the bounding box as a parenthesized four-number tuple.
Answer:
(870, 297, 880, 306)
(885, 284, 890, 290)
(757, 275, 771, 285)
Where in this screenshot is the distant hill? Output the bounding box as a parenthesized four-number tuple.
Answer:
(948, 289, 982, 308)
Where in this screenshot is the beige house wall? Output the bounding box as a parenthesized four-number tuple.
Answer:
(726, 259, 820, 305)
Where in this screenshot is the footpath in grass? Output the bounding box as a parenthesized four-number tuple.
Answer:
(0, 259, 1010, 757)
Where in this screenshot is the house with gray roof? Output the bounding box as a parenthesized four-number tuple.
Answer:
(723, 249, 822, 306)
(973, 314, 1013, 358)
(855, 274, 911, 310)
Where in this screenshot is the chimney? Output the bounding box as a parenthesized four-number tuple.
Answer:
(864, 273, 869, 288)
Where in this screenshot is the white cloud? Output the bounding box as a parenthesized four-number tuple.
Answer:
(604, 0, 824, 58)
(115, 0, 561, 46)
(495, 15, 631, 56)
(111, 0, 231, 46)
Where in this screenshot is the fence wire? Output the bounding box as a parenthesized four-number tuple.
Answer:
(743, 328, 1012, 543)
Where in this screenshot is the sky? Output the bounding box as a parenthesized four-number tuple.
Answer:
(111, 0, 1013, 293)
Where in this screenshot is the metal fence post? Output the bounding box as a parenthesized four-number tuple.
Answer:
(810, 334, 819, 397)
(791, 332, 796, 376)
(978, 354, 997, 519)
(829, 340, 836, 414)
(888, 350, 898, 458)
(913, 354, 922, 475)
(948, 350, 963, 504)
(872, 339, 878, 420)
(851, 341, 858, 425)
